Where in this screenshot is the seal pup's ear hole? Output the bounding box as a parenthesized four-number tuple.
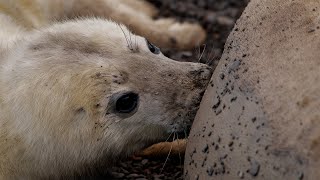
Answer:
(146, 39, 161, 55)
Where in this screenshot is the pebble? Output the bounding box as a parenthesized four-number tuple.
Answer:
(217, 16, 235, 26)
(127, 173, 145, 178)
(120, 162, 128, 168)
(120, 168, 129, 174)
(181, 51, 193, 58)
(111, 172, 125, 178)
(154, 174, 165, 180)
(141, 159, 149, 165)
(205, 12, 217, 23)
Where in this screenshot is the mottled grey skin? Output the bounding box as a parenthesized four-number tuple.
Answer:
(185, 0, 320, 179)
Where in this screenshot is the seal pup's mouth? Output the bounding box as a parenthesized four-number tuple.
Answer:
(166, 65, 213, 136)
(135, 87, 210, 158)
(135, 66, 212, 157)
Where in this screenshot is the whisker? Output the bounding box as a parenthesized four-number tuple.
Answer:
(206, 47, 215, 63)
(176, 133, 183, 174)
(207, 58, 215, 66)
(207, 54, 217, 66)
(129, 29, 133, 50)
(198, 44, 207, 62)
(134, 35, 138, 51)
(160, 133, 175, 174)
(117, 23, 131, 50)
(165, 131, 174, 143)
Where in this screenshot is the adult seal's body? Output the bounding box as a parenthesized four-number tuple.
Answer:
(0, 0, 211, 178)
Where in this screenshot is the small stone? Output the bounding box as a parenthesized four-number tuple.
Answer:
(120, 168, 129, 174)
(111, 172, 125, 178)
(120, 162, 128, 168)
(205, 12, 217, 23)
(217, 16, 235, 26)
(132, 155, 142, 161)
(175, 171, 182, 177)
(141, 159, 148, 165)
(143, 169, 151, 174)
(154, 174, 165, 180)
(181, 51, 193, 58)
(127, 173, 144, 178)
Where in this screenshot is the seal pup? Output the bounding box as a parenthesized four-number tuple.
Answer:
(0, 0, 206, 50)
(0, 0, 211, 178)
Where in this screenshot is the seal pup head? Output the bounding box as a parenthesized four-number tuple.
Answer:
(1, 18, 212, 177)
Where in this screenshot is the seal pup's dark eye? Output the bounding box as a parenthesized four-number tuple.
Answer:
(146, 40, 160, 54)
(116, 92, 139, 113)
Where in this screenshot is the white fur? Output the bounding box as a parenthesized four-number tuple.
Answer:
(0, 1, 210, 178)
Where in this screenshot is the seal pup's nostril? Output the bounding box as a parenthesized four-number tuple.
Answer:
(199, 66, 213, 80)
(199, 90, 205, 97)
(188, 65, 213, 80)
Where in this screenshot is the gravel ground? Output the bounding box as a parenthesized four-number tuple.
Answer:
(108, 0, 249, 179)
(150, 0, 249, 69)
